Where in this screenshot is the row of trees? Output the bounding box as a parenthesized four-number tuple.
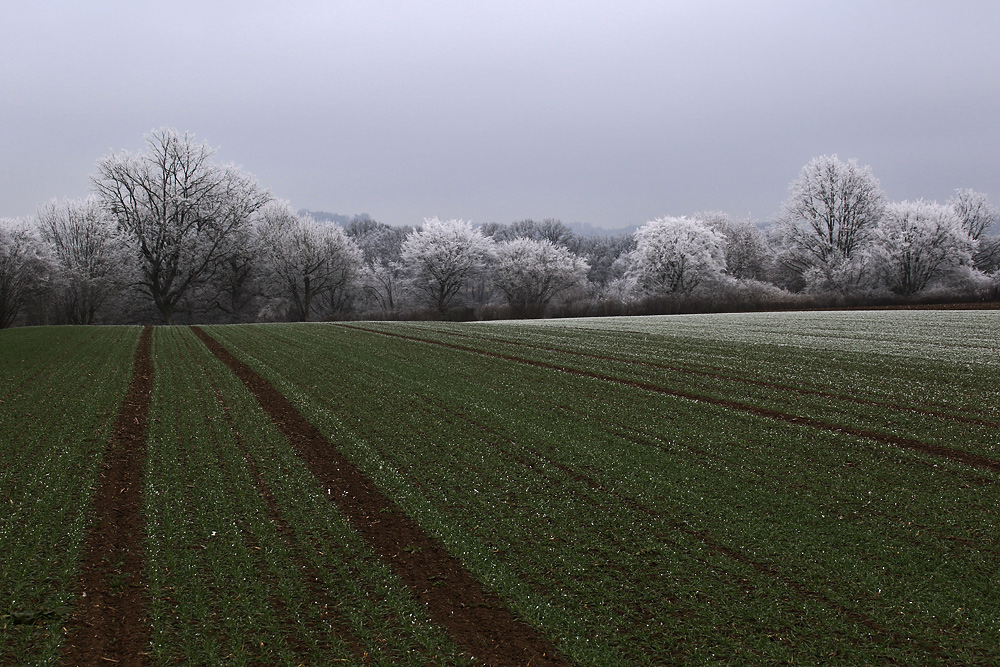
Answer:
(1, 131, 997, 327)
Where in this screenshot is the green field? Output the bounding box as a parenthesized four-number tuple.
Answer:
(2, 311, 999, 665)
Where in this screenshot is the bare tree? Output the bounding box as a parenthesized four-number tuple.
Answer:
(92, 128, 270, 323)
(36, 196, 130, 324)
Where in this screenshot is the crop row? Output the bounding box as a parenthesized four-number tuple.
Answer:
(143, 327, 470, 665)
(363, 312, 1000, 460)
(3, 311, 998, 665)
(206, 313, 1000, 665)
(0, 326, 141, 664)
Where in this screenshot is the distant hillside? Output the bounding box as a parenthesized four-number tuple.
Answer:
(300, 212, 637, 237)
(298, 210, 373, 225)
(566, 221, 638, 237)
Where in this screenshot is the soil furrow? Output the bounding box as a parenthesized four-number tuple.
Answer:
(200, 360, 370, 664)
(191, 326, 571, 667)
(60, 327, 153, 667)
(341, 324, 1000, 476)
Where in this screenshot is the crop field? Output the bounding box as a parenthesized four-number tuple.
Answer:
(2, 310, 999, 665)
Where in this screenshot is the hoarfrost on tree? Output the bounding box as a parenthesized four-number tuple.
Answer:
(36, 196, 131, 324)
(0, 219, 50, 328)
(258, 202, 364, 321)
(872, 200, 974, 296)
(777, 155, 885, 291)
(948, 189, 1000, 273)
(492, 237, 590, 316)
(399, 218, 494, 313)
(948, 189, 997, 241)
(699, 211, 771, 281)
(626, 216, 726, 296)
(92, 127, 270, 323)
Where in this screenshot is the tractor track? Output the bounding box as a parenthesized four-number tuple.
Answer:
(192, 326, 572, 667)
(60, 327, 153, 667)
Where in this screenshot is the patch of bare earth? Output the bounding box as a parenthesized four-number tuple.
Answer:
(60, 326, 153, 667)
(191, 326, 571, 667)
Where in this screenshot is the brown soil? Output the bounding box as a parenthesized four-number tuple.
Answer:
(60, 327, 153, 667)
(191, 326, 571, 667)
(344, 324, 1000, 477)
(197, 349, 370, 664)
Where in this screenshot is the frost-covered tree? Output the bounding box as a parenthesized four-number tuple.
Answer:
(577, 234, 635, 286)
(259, 203, 363, 321)
(205, 218, 268, 322)
(482, 219, 578, 250)
(0, 219, 51, 328)
(872, 200, 973, 296)
(36, 196, 131, 324)
(361, 261, 406, 316)
(699, 211, 770, 281)
(626, 216, 726, 296)
(346, 218, 412, 316)
(492, 237, 589, 315)
(948, 189, 999, 273)
(399, 218, 494, 313)
(346, 217, 411, 264)
(948, 189, 997, 241)
(777, 155, 885, 290)
(973, 237, 1000, 275)
(92, 128, 270, 323)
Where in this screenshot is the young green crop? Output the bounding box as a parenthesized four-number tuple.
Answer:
(143, 327, 470, 665)
(386, 314, 1000, 458)
(0, 326, 140, 665)
(207, 312, 1000, 665)
(4, 311, 996, 665)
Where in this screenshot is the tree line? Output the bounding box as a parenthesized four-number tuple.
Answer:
(1, 129, 997, 327)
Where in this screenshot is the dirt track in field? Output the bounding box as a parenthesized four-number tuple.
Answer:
(341, 324, 1000, 476)
(60, 327, 153, 667)
(191, 326, 572, 667)
(198, 355, 371, 664)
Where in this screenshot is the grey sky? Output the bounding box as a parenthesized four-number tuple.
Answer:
(2, 1, 998, 228)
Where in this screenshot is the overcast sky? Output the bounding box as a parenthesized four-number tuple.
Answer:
(2, 1, 998, 228)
